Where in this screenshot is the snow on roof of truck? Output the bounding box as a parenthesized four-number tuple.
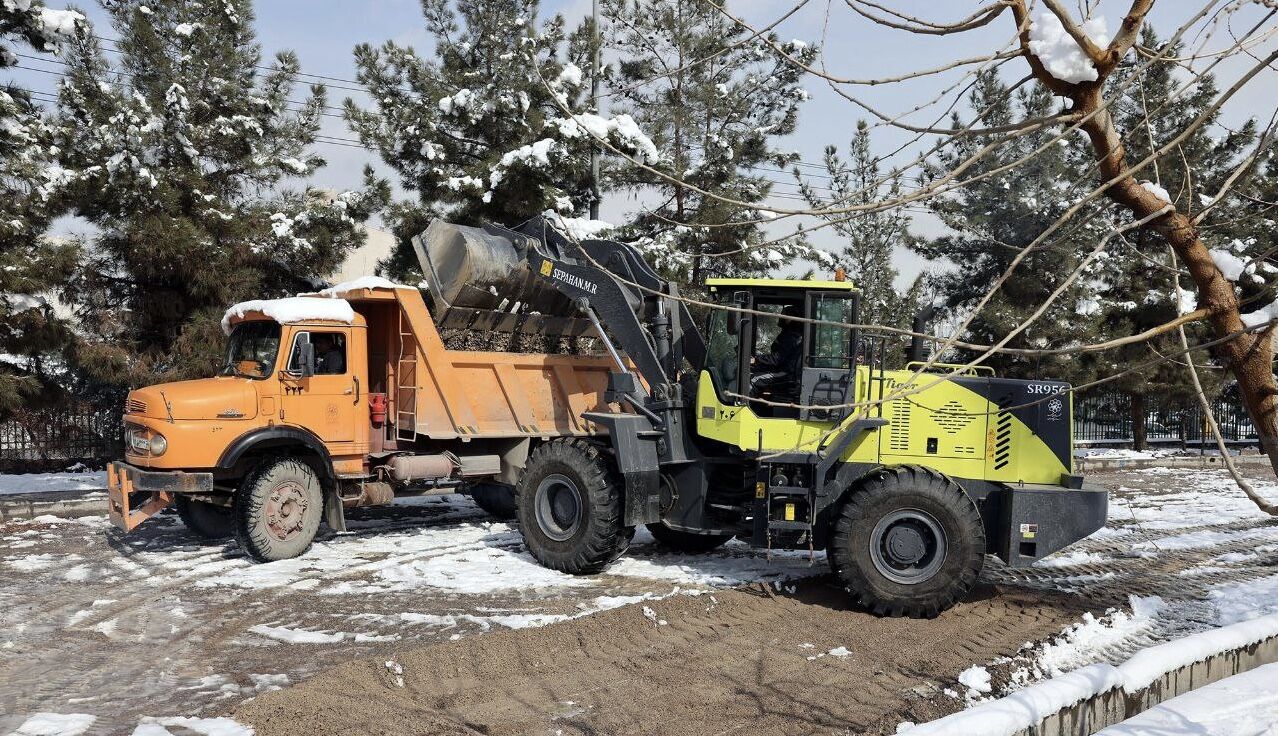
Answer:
(221, 297, 356, 334)
(317, 276, 414, 297)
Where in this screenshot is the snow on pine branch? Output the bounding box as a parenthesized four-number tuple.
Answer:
(1027, 11, 1112, 84)
(548, 113, 661, 164)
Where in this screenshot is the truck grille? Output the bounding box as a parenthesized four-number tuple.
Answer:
(126, 398, 147, 414)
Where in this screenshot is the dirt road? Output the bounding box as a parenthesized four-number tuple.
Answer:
(4, 465, 1278, 735)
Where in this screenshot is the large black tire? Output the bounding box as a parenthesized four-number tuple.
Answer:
(469, 483, 517, 519)
(174, 496, 235, 539)
(234, 457, 324, 562)
(646, 522, 733, 553)
(515, 438, 632, 574)
(828, 466, 985, 618)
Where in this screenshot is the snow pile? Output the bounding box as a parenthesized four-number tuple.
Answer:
(1036, 596, 1165, 677)
(38, 8, 84, 37)
(220, 296, 355, 334)
(549, 113, 660, 163)
(900, 664, 1123, 736)
(1241, 299, 1278, 329)
(1027, 11, 1111, 84)
(1097, 662, 1278, 735)
(1139, 180, 1171, 204)
(318, 276, 409, 297)
(1210, 248, 1249, 281)
(248, 624, 348, 644)
(9, 713, 96, 736)
(543, 211, 615, 240)
(1175, 286, 1197, 314)
(1118, 612, 1278, 690)
(958, 665, 993, 695)
(907, 612, 1278, 735)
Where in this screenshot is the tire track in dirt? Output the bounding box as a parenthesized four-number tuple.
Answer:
(234, 580, 1092, 736)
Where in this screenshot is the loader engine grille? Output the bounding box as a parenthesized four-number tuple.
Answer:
(993, 407, 1013, 470)
(126, 399, 147, 415)
(888, 401, 910, 452)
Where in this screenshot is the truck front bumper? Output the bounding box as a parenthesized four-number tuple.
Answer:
(107, 461, 213, 532)
(994, 482, 1109, 567)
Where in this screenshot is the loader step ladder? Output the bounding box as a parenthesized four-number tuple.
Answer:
(395, 308, 421, 442)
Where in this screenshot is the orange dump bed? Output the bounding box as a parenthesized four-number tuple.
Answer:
(346, 286, 617, 441)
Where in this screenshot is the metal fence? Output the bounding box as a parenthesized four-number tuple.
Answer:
(1073, 392, 1257, 445)
(0, 404, 122, 473)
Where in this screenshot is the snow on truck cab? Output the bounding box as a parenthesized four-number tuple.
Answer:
(109, 217, 1108, 617)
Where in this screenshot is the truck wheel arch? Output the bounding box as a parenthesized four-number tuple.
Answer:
(216, 426, 336, 489)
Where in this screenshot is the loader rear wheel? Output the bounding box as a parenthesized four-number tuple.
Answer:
(646, 522, 733, 553)
(516, 439, 632, 574)
(175, 496, 234, 540)
(469, 483, 517, 519)
(828, 466, 985, 618)
(235, 458, 323, 562)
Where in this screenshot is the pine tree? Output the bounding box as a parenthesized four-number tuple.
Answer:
(348, 0, 648, 281)
(798, 121, 925, 344)
(602, 0, 827, 286)
(912, 70, 1103, 381)
(53, 0, 387, 390)
(1, 1, 83, 410)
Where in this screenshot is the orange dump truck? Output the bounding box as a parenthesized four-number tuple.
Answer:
(108, 259, 616, 560)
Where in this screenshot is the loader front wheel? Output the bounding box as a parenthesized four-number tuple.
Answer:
(469, 483, 517, 519)
(828, 466, 985, 618)
(235, 458, 324, 562)
(175, 496, 235, 540)
(516, 439, 632, 574)
(646, 522, 733, 553)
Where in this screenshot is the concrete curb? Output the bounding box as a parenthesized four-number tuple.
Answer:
(0, 490, 108, 522)
(1078, 454, 1269, 472)
(1024, 634, 1278, 735)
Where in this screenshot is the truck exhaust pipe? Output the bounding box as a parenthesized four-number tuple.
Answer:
(908, 305, 937, 364)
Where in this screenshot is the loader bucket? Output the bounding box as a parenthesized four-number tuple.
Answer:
(412, 220, 583, 334)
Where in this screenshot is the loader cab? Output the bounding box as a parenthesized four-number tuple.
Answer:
(703, 278, 860, 420)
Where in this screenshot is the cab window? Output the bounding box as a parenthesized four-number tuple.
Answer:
(223, 321, 281, 379)
(288, 331, 347, 375)
(810, 294, 854, 370)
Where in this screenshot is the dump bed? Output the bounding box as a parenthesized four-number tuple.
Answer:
(340, 284, 617, 441)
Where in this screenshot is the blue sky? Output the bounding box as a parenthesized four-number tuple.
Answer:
(12, 1, 1278, 284)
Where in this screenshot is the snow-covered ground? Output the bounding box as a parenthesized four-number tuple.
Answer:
(906, 466, 1278, 732)
(0, 468, 105, 495)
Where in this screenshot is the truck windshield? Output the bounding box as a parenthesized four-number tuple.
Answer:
(222, 321, 281, 379)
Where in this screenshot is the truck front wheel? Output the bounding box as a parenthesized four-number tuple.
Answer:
(175, 496, 235, 539)
(828, 466, 985, 618)
(516, 439, 632, 574)
(235, 458, 324, 562)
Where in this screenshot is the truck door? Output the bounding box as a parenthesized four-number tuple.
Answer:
(280, 325, 368, 447)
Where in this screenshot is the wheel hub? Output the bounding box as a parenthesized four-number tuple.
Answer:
(264, 481, 308, 542)
(869, 508, 947, 585)
(534, 474, 582, 542)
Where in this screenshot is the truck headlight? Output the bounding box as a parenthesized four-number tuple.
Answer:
(148, 433, 167, 456)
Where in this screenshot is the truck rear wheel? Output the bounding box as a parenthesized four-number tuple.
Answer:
(515, 438, 632, 574)
(175, 496, 234, 539)
(235, 458, 324, 562)
(828, 466, 985, 618)
(646, 522, 732, 553)
(469, 483, 517, 519)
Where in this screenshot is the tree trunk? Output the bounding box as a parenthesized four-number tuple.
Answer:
(1074, 92, 1278, 477)
(1131, 391, 1147, 451)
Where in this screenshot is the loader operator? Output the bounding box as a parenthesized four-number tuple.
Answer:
(751, 304, 803, 395)
(314, 334, 345, 375)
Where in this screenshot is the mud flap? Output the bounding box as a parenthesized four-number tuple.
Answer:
(107, 462, 212, 532)
(324, 486, 347, 533)
(583, 411, 661, 526)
